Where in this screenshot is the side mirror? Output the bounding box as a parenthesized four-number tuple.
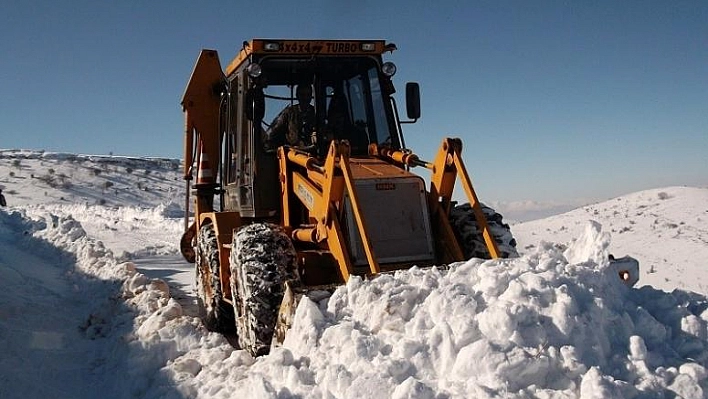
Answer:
(405, 82, 420, 120)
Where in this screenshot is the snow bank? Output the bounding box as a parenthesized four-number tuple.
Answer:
(152, 221, 707, 399)
(3, 201, 707, 398)
(0, 208, 229, 398)
(24, 203, 184, 258)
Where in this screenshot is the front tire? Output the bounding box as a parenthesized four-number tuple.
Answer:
(195, 223, 235, 333)
(230, 223, 297, 357)
(449, 203, 518, 259)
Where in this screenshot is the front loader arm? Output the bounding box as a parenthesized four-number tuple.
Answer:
(430, 139, 501, 259)
(278, 141, 380, 281)
(373, 138, 501, 260)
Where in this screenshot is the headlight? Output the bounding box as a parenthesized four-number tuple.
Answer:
(361, 42, 376, 52)
(246, 63, 262, 78)
(382, 62, 396, 77)
(263, 42, 281, 51)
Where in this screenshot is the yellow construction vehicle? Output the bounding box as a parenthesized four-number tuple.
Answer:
(180, 39, 542, 357)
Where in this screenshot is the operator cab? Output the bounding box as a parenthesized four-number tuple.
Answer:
(220, 40, 417, 219)
(253, 56, 401, 157)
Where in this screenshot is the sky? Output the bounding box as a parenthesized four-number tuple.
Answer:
(1, 151, 708, 398)
(1, 1, 707, 207)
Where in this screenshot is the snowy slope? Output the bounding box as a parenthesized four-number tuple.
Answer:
(0, 149, 186, 256)
(513, 186, 708, 294)
(0, 149, 183, 208)
(1, 150, 708, 398)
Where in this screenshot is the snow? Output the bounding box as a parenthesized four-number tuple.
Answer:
(512, 186, 708, 293)
(1, 149, 707, 398)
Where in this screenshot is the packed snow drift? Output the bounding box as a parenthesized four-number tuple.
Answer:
(1, 150, 707, 398)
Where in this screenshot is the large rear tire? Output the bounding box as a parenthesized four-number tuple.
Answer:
(230, 223, 297, 357)
(195, 223, 235, 333)
(449, 203, 518, 259)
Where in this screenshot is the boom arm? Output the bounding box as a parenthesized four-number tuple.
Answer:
(179, 49, 225, 263)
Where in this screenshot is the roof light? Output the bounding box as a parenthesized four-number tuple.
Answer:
(246, 63, 262, 78)
(382, 62, 397, 77)
(264, 42, 281, 51)
(361, 42, 376, 52)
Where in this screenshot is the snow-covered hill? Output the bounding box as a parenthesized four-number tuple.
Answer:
(513, 186, 708, 294)
(1, 150, 707, 398)
(0, 149, 183, 207)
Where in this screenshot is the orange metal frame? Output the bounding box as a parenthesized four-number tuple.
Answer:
(276, 138, 501, 284)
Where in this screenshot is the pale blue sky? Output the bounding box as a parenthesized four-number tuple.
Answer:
(1, 1, 706, 206)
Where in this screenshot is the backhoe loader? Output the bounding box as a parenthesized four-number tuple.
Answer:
(179, 39, 637, 357)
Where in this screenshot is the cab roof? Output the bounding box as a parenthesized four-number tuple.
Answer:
(225, 39, 396, 76)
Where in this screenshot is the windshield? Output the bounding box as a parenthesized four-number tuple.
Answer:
(258, 57, 398, 154)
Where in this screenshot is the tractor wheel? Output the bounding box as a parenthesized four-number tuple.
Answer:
(449, 203, 518, 259)
(230, 223, 297, 357)
(195, 223, 235, 333)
